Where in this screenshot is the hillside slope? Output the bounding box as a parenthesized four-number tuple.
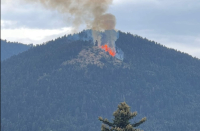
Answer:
(1, 39, 32, 61)
(1, 31, 200, 131)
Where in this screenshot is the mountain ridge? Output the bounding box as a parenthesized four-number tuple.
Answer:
(1, 30, 200, 131)
(1, 39, 33, 61)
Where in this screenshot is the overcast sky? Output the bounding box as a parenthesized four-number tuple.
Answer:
(1, 0, 200, 59)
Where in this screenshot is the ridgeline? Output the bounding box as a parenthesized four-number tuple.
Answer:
(1, 31, 200, 131)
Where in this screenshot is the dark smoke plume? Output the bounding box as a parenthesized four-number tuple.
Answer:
(21, 0, 123, 60)
(23, 0, 115, 31)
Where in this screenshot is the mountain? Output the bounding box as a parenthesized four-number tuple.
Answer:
(1, 39, 33, 61)
(1, 30, 200, 131)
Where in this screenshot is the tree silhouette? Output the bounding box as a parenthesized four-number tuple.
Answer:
(99, 102, 146, 131)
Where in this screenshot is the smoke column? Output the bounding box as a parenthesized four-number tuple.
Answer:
(23, 0, 115, 30)
(21, 0, 123, 59)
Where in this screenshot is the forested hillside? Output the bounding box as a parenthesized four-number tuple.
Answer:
(1, 31, 200, 131)
(1, 39, 33, 61)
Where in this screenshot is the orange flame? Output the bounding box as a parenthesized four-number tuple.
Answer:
(101, 44, 116, 57)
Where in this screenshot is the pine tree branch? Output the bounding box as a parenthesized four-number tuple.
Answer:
(132, 117, 146, 127)
(99, 117, 114, 127)
(101, 124, 110, 131)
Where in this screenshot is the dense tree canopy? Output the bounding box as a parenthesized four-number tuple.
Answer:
(1, 39, 32, 61)
(1, 30, 200, 131)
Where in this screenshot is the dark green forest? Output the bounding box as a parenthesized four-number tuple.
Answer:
(1, 31, 200, 131)
(1, 39, 33, 61)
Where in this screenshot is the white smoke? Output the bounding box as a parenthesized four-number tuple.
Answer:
(18, 0, 124, 60)
(64, 29, 124, 60)
(93, 30, 124, 60)
(72, 29, 124, 60)
(115, 47, 124, 61)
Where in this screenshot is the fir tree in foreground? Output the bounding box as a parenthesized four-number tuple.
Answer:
(99, 102, 146, 131)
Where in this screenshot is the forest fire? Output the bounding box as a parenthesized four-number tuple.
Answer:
(101, 44, 116, 57)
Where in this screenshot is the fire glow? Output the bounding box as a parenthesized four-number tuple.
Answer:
(101, 44, 116, 57)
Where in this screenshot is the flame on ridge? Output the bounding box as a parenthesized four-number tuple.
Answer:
(101, 44, 116, 57)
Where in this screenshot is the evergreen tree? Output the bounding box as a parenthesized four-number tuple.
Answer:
(99, 102, 146, 131)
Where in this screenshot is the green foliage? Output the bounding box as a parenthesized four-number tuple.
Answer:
(99, 102, 146, 131)
(1, 30, 200, 131)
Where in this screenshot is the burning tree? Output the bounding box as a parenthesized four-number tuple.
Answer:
(99, 102, 146, 131)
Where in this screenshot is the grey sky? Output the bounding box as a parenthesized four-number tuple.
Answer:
(1, 0, 200, 58)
